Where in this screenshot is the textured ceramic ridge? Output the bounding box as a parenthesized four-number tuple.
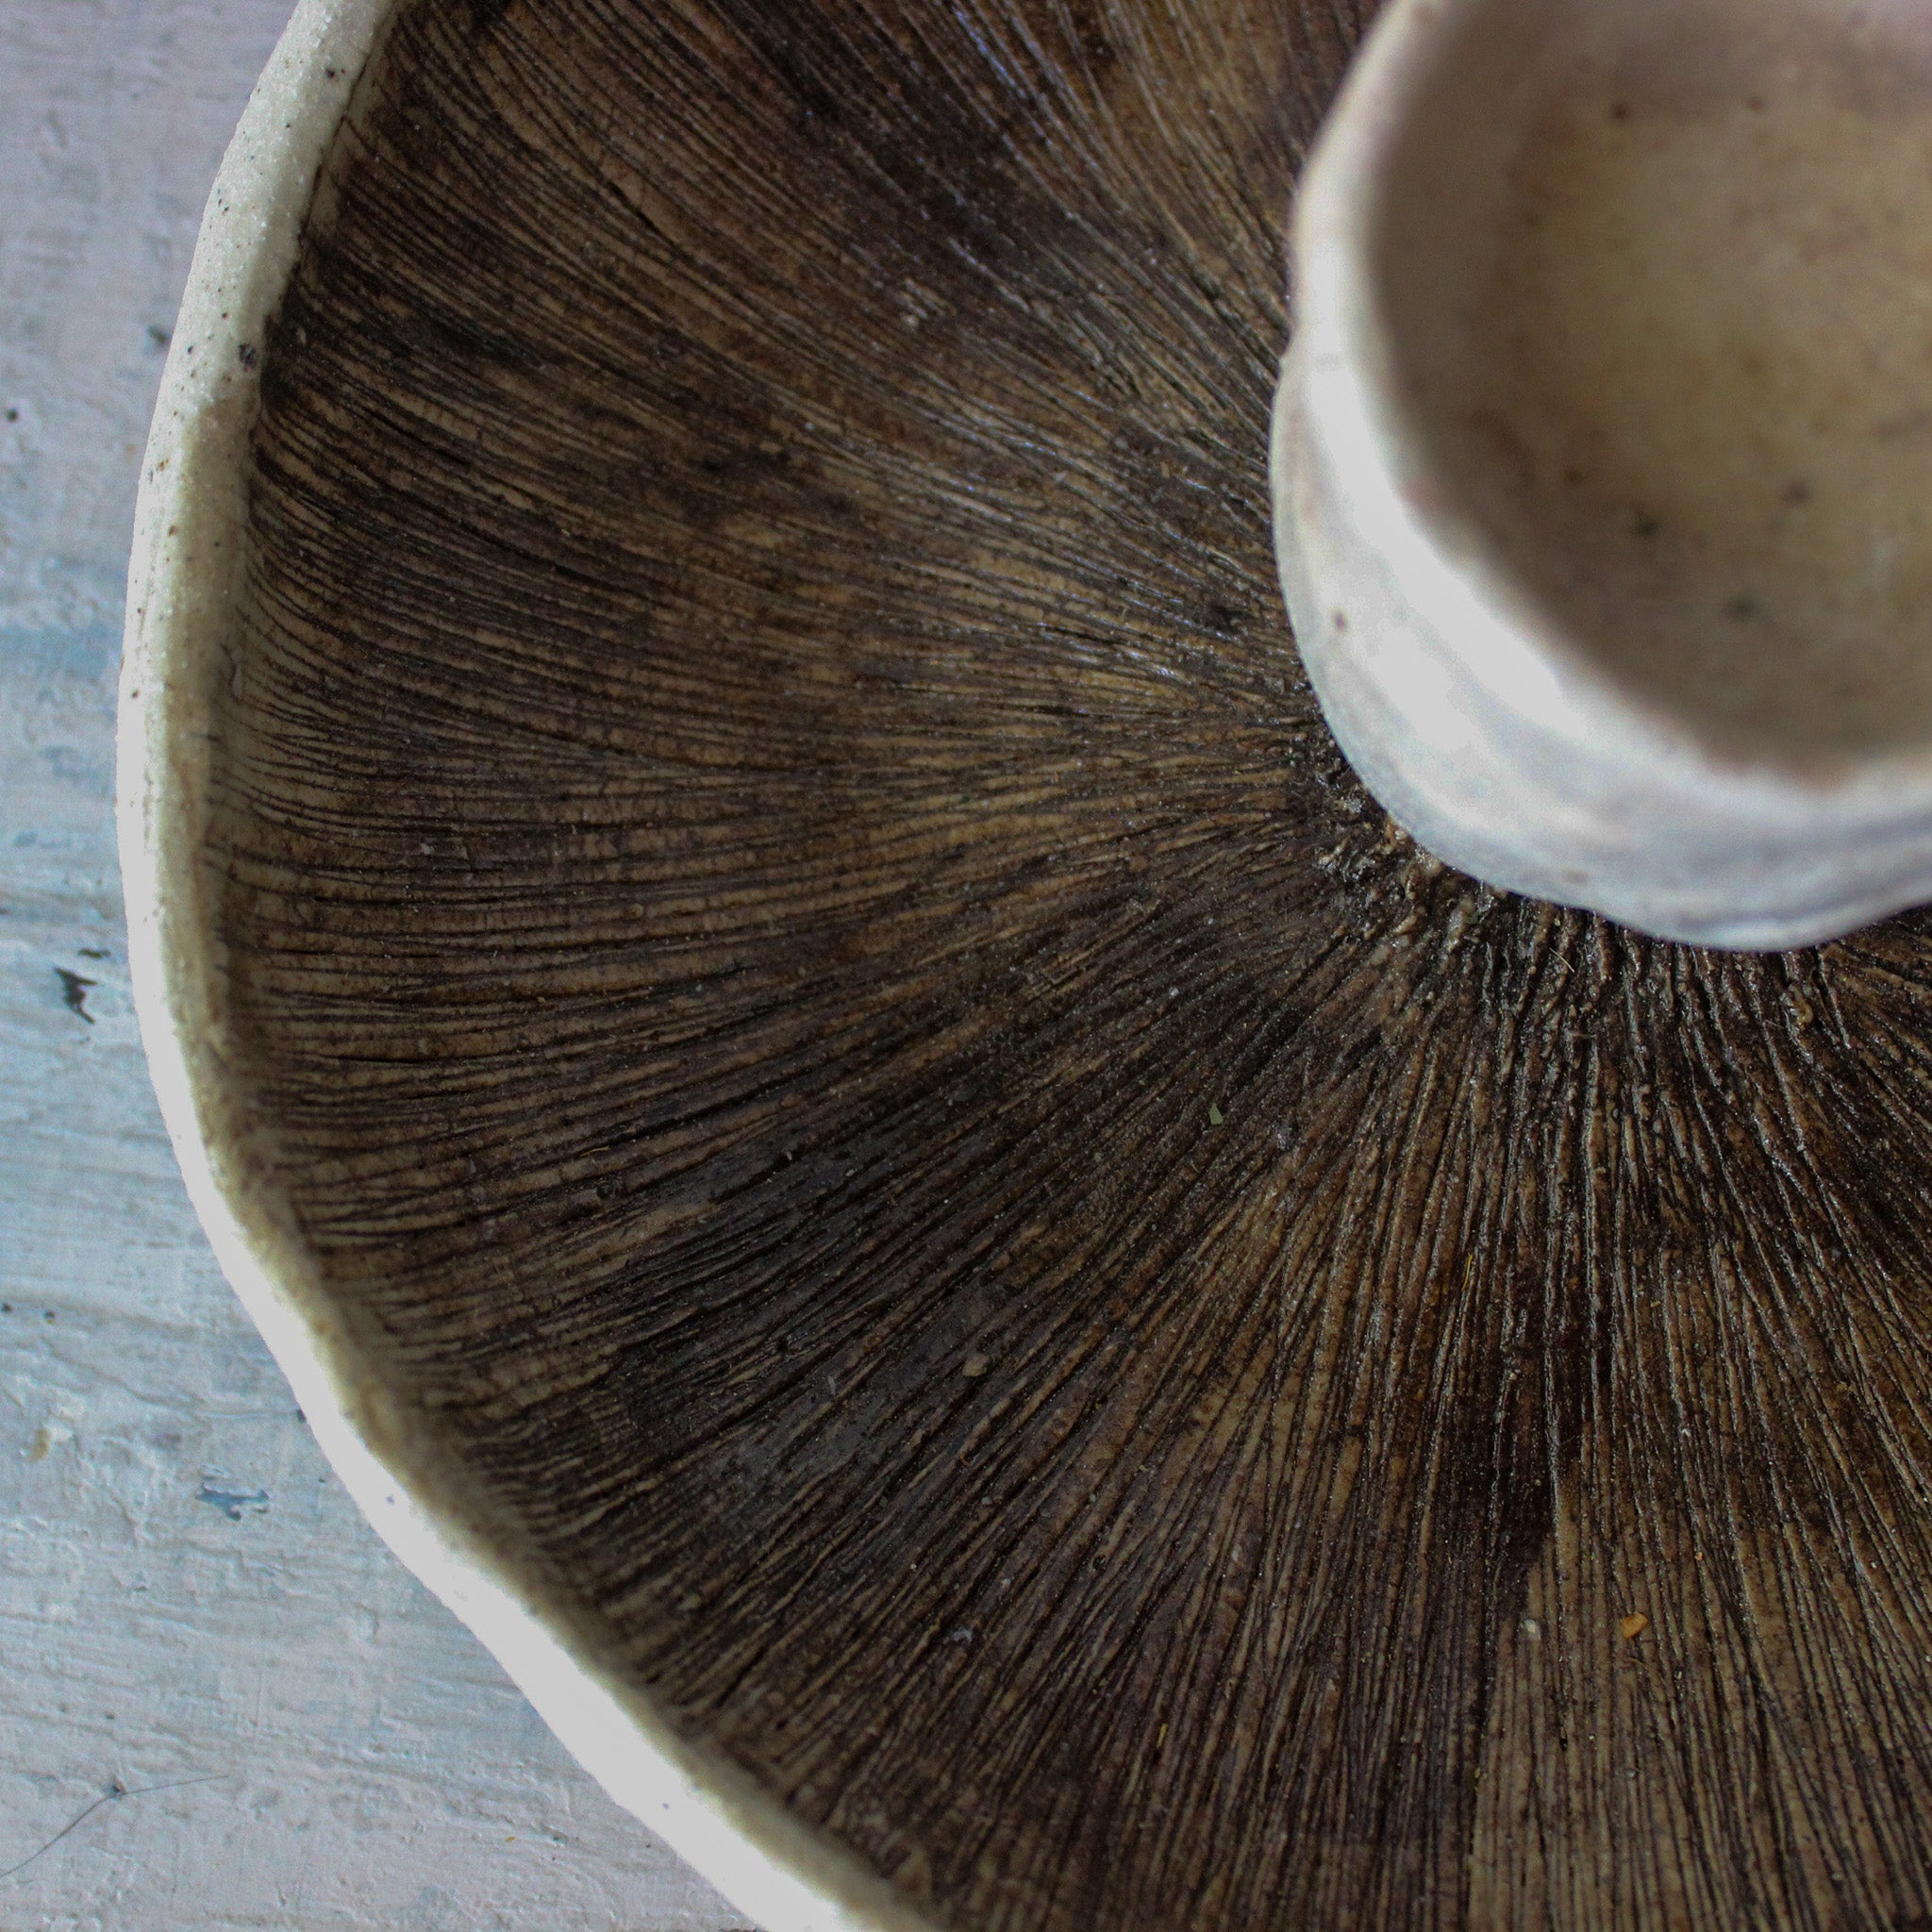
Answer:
(1274, 0, 1932, 951)
(115, 5, 915, 1927)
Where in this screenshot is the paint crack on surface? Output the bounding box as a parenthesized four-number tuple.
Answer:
(195, 1482, 269, 1522)
(0, 1775, 223, 1883)
(53, 968, 94, 1023)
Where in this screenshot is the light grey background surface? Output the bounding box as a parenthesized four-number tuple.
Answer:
(1, 3, 745, 1924)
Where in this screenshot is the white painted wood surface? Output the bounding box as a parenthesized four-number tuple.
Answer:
(0, 4, 746, 1924)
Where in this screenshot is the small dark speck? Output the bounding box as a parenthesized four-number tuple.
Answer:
(1726, 593, 1760, 621)
(1331, 610, 1348, 633)
(1, 1305, 10, 1315)
(146, 324, 171, 349)
(1562, 466, 1585, 487)
(1633, 511, 1662, 539)
(1609, 101, 1630, 121)
(56, 968, 96, 1022)
(5, 408, 17, 422)
(77, 947, 109, 960)
(43, 1310, 56, 1323)
(197, 1482, 269, 1522)
(237, 342, 258, 371)
(1786, 479, 1813, 506)
(325, 65, 338, 77)
(1747, 94, 1767, 112)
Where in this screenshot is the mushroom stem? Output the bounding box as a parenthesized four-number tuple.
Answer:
(1274, 0, 1932, 949)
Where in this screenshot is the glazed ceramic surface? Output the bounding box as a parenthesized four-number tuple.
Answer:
(125, 0, 1932, 1926)
(1276, 0, 1932, 948)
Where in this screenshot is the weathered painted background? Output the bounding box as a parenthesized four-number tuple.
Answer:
(0, 3, 745, 1924)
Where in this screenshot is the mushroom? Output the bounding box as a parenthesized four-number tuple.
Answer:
(125, 0, 1932, 1925)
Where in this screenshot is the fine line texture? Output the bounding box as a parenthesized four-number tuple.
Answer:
(210, 0, 1932, 1925)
